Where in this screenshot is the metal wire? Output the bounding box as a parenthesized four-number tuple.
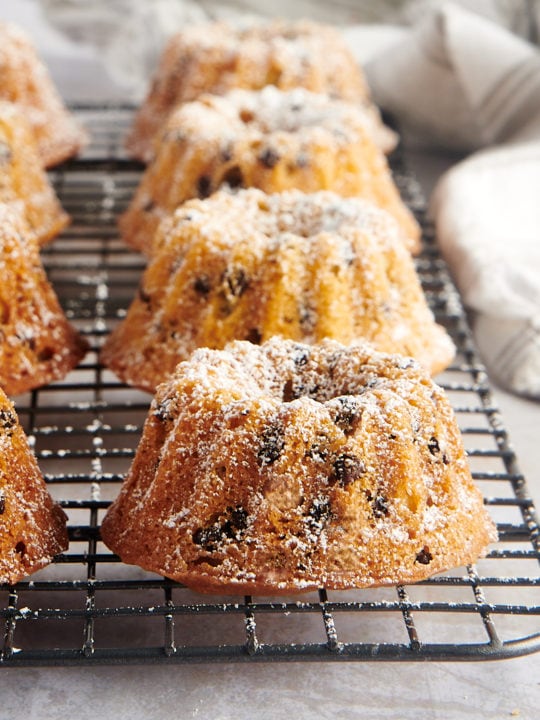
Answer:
(1, 106, 539, 666)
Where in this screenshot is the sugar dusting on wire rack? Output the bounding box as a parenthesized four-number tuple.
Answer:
(1, 106, 539, 666)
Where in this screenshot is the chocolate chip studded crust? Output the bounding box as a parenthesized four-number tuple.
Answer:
(0, 101, 69, 245)
(126, 19, 396, 164)
(103, 189, 452, 393)
(120, 87, 418, 256)
(0, 22, 87, 168)
(100, 338, 497, 595)
(0, 387, 68, 584)
(0, 203, 88, 396)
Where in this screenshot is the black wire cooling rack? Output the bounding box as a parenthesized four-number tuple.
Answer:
(1, 106, 539, 666)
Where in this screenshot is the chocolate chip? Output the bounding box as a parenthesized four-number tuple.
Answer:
(372, 495, 389, 518)
(293, 349, 310, 367)
(415, 546, 433, 565)
(307, 497, 333, 534)
(428, 437, 440, 455)
(239, 109, 254, 123)
(15, 541, 26, 557)
(197, 175, 212, 199)
(37, 348, 55, 362)
(221, 165, 244, 188)
(222, 267, 248, 298)
(257, 422, 285, 466)
(192, 525, 221, 551)
(219, 266, 249, 316)
(329, 453, 366, 487)
(259, 148, 280, 168)
(282, 378, 295, 402)
(154, 399, 176, 423)
(299, 304, 316, 331)
(192, 506, 249, 551)
(225, 506, 248, 535)
(333, 396, 362, 435)
(138, 287, 152, 304)
(0, 492, 5, 515)
(245, 328, 262, 344)
(194, 275, 211, 295)
(142, 198, 155, 212)
(0, 409, 16, 436)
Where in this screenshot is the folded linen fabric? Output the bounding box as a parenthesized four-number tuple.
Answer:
(364, 2, 540, 398)
(432, 142, 540, 397)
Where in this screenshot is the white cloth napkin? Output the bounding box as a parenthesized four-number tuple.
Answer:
(364, 2, 540, 399)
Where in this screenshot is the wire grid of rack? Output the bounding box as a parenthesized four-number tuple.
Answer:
(1, 106, 539, 667)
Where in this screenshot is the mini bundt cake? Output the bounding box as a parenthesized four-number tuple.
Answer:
(100, 338, 497, 595)
(0, 386, 68, 584)
(0, 203, 88, 396)
(0, 101, 69, 245)
(126, 19, 396, 163)
(103, 189, 453, 393)
(120, 87, 419, 256)
(0, 22, 87, 167)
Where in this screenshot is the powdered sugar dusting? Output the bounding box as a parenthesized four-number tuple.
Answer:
(104, 188, 453, 393)
(121, 82, 417, 255)
(125, 18, 375, 163)
(0, 22, 87, 166)
(101, 337, 497, 594)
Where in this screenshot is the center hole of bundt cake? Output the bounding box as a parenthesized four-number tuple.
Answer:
(272, 204, 356, 245)
(278, 346, 379, 409)
(281, 376, 363, 435)
(241, 89, 328, 135)
(281, 358, 321, 403)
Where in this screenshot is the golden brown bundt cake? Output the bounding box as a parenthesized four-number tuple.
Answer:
(103, 189, 453, 393)
(0, 386, 68, 585)
(0, 22, 87, 168)
(0, 203, 88, 396)
(0, 101, 69, 245)
(126, 19, 396, 163)
(100, 337, 497, 595)
(120, 87, 419, 256)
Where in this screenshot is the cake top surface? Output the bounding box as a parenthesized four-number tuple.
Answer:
(163, 86, 372, 146)
(163, 336, 429, 403)
(0, 21, 45, 76)
(0, 21, 31, 46)
(101, 335, 495, 594)
(156, 187, 406, 254)
(162, 18, 366, 87)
